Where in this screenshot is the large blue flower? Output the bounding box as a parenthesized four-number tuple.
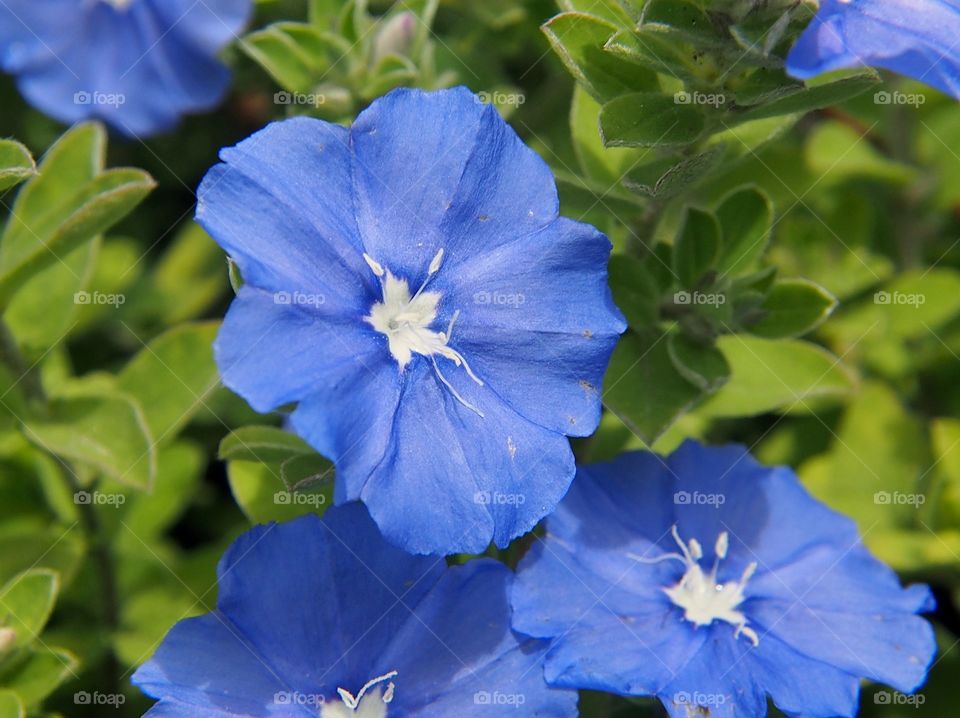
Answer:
(786, 0, 960, 98)
(511, 441, 937, 718)
(202, 87, 626, 556)
(133, 504, 577, 717)
(0, 0, 250, 137)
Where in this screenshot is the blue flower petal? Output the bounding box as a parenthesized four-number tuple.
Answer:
(350, 87, 488, 280)
(359, 360, 575, 554)
(135, 506, 576, 717)
(658, 630, 766, 718)
(379, 559, 577, 717)
(786, 0, 960, 99)
(0, 0, 248, 136)
(744, 633, 860, 718)
(132, 613, 291, 716)
(511, 441, 938, 717)
(198, 119, 368, 307)
(215, 286, 388, 413)
(437, 217, 625, 437)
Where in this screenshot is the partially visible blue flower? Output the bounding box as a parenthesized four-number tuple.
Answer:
(786, 0, 960, 98)
(133, 504, 577, 717)
(0, 0, 250, 137)
(201, 87, 626, 556)
(511, 441, 937, 718)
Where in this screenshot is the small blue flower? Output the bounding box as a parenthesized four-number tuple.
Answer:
(0, 0, 250, 137)
(786, 0, 960, 98)
(511, 441, 937, 718)
(133, 504, 577, 718)
(201, 87, 626, 556)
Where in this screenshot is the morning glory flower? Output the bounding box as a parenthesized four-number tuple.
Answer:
(0, 0, 250, 137)
(133, 504, 577, 718)
(202, 86, 625, 556)
(511, 441, 937, 718)
(786, 0, 960, 99)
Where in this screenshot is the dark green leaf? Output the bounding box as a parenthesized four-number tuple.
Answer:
(749, 279, 837, 338)
(599, 92, 705, 148)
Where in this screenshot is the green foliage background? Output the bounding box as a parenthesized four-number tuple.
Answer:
(1, 1, 959, 716)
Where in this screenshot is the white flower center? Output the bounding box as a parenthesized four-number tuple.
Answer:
(99, 0, 134, 9)
(321, 671, 397, 718)
(631, 526, 759, 647)
(363, 250, 485, 416)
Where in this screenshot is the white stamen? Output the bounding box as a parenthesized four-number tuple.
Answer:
(428, 247, 445, 275)
(323, 671, 398, 717)
(364, 253, 386, 277)
(363, 252, 484, 416)
(630, 525, 759, 647)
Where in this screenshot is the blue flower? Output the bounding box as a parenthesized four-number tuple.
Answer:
(201, 87, 626, 556)
(511, 441, 937, 718)
(0, 0, 250, 137)
(786, 0, 960, 98)
(133, 504, 577, 718)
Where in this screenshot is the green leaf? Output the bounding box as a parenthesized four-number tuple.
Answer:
(641, 0, 724, 46)
(228, 460, 329, 524)
(607, 254, 660, 330)
(733, 73, 880, 123)
(281, 453, 334, 493)
(0, 646, 78, 707)
(0, 124, 154, 308)
(673, 208, 721, 288)
(623, 146, 724, 199)
(242, 22, 347, 93)
(600, 92, 705, 148)
(543, 13, 658, 100)
(0, 522, 85, 587)
(570, 85, 645, 185)
(0, 691, 24, 718)
(0, 141, 34, 192)
(219, 426, 315, 464)
(4, 239, 99, 354)
(116, 322, 220, 446)
(667, 334, 730, 392)
(715, 187, 773, 276)
(0, 570, 59, 652)
(699, 335, 855, 417)
(749, 279, 837, 339)
(22, 393, 156, 490)
(603, 331, 707, 445)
